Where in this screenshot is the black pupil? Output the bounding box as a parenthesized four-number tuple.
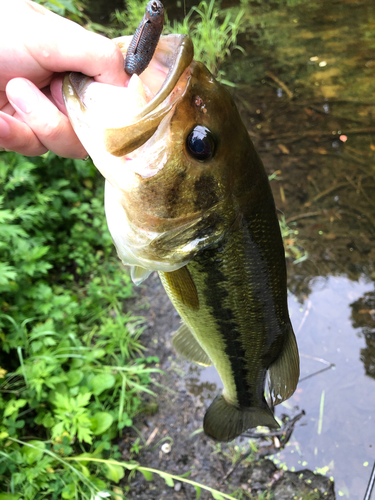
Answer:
(187, 126, 214, 161)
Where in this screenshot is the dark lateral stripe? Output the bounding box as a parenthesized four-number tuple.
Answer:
(193, 242, 255, 408)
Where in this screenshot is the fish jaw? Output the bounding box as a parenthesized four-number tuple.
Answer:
(62, 34, 254, 275)
(62, 34, 194, 186)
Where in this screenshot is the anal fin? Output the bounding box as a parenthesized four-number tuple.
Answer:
(268, 324, 300, 405)
(173, 323, 212, 367)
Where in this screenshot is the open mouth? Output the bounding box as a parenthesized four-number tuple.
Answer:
(63, 34, 194, 158)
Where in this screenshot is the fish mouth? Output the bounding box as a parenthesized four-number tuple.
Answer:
(63, 34, 194, 158)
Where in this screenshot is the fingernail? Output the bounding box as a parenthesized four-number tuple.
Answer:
(0, 115, 10, 137)
(8, 79, 38, 114)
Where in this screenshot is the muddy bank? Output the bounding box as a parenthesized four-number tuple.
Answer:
(119, 273, 335, 500)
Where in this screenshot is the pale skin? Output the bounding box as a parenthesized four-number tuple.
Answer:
(0, 0, 130, 158)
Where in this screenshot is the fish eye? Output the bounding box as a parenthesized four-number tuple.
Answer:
(186, 126, 215, 161)
(151, 1, 159, 12)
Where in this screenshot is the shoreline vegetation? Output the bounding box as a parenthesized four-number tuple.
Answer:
(1, 1, 310, 499)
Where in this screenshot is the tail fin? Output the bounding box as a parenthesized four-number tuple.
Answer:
(203, 394, 279, 442)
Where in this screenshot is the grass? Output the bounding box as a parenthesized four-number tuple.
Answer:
(112, 0, 246, 83)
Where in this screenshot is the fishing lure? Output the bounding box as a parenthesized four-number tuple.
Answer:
(124, 0, 165, 76)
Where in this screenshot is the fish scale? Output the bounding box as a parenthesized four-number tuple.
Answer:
(63, 34, 300, 442)
(159, 194, 294, 442)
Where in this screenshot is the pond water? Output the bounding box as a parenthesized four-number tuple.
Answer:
(90, 0, 375, 497)
(182, 0, 375, 498)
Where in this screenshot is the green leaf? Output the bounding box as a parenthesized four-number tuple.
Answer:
(194, 486, 201, 500)
(211, 492, 225, 500)
(140, 469, 153, 481)
(0, 494, 21, 500)
(62, 482, 76, 499)
(77, 426, 93, 445)
(0, 263, 17, 285)
(22, 440, 45, 464)
(91, 411, 114, 435)
(104, 463, 125, 483)
(79, 464, 90, 478)
(66, 369, 84, 387)
(91, 373, 115, 396)
(4, 399, 27, 417)
(160, 473, 174, 487)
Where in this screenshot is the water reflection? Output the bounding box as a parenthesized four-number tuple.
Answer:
(351, 290, 375, 380)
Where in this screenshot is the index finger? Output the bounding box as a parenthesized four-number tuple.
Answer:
(11, 1, 129, 87)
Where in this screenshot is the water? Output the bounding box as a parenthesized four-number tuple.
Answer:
(195, 277, 375, 498)
(89, 0, 375, 496)
(184, 0, 375, 498)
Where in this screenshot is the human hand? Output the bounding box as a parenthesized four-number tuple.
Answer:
(0, 0, 129, 158)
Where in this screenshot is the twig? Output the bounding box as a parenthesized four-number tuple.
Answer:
(265, 71, 294, 99)
(220, 411, 305, 483)
(296, 300, 312, 335)
(300, 354, 334, 366)
(312, 182, 351, 202)
(286, 211, 324, 224)
(145, 427, 159, 447)
(299, 363, 335, 383)
(363, 461, 375, 500)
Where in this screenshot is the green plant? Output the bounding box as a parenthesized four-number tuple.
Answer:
(34, 0, 88, 24)
(111, 0, 153, 35)
(279, 216, 308, 264)
(0, 151, 158, 499)
(111, 0, 246, 83)
(167, 0, 246, 81)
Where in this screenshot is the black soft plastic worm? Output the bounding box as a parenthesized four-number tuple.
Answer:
(124, 1, 164, 76)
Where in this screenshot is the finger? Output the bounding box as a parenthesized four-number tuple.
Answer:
(50, 75, 68, 115)
(22, 2, 129, 87)
(0, 111, 47, 156)
(6, 78, 87, 158)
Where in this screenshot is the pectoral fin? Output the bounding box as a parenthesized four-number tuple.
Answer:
(204, 395, 279, 442)
(160, 267, 199, 311)
(268, 324, 300, 405)
(173, 323, 212, 366)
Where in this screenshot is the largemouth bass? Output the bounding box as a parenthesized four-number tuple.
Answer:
(63, 34, 299, 442)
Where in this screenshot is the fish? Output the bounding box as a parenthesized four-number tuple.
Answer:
(124, 0, 164, 76)
(62, 33, 300, 442)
